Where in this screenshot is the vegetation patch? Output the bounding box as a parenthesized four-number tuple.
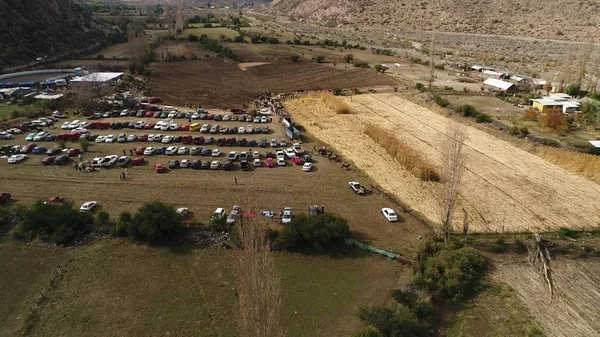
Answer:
(278, 213, 350, 251)
(364, 124, 440, 181)
(536, 147, 600, 184)
(321, 92, 352, 114)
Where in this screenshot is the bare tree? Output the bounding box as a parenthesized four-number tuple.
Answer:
(528, 233, 559, 302)
(440, 122, 467, 244)
(233, 217, 285, 337)
(428, 30, 436, 91)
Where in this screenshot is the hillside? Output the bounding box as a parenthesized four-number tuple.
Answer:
(0, 0, 121, 69)
(268, 0, 600, 42)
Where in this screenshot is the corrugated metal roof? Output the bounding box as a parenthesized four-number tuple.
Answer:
(70, 72, 123, 83)
(483, 78, 515, 90)
(589, 141, 600, 148)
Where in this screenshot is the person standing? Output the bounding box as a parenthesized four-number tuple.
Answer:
(234, 177, 238, 185)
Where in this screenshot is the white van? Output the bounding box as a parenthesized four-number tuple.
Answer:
(212, 208, 225, 220)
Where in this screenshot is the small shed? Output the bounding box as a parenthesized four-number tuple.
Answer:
(483, 78, 517, 93)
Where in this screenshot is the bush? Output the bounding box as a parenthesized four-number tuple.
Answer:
(374, 64, 388, 73)
(433, 94, 449, 108)
(489, 237, 507, 253)
(415, 83, 426, 92)
(291, 55, 300, 62)
(278, 213, 350, 251)
(565, 84, 581, 97)
(353, 325, 383, 337)
(344, 54, 354, 63)
(456, 104, 478, 118)
(187, 34, 199, 42)
(514, 239, 527, 253)
(509, 126, 529, 138)
(332, 88, 343, 96)
(358, 306, 421, 337)
(354, 62, 370, 68)
(20, 200, 93, 245)
(315, 56, 325, 63)
(204, 23, 213, 28)
(125, 202, 183, 243)
(475, 113, 493, 123)
(206, 215, 230, 232)
(413, 242, 488, 302)
(95, 210, 111, 226)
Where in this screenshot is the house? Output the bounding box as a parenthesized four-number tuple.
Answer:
(483, 78, 517, 93)
(530, 95, 581, 113)
(470, 65, 484, 72)
(483, 70, 509, 80)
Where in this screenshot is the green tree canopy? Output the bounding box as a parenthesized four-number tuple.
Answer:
(21, 200, 94, 245)
(126, 202, 183, 243)
(278, 213, 350, 251)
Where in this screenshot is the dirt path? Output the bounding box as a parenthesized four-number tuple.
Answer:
(285, 93, 600, 232)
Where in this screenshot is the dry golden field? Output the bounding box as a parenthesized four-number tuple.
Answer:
(285, 93, 600, 233)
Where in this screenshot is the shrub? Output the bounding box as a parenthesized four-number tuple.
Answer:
(278, 213, 350, 251)
(489, 237, 507, 253)
(358, 306, 421, 337)
(514, 239, 527, 253)
(443, 86, 454, 91)
(20, 200, 93, 245)
(111, 211, 132, 237)
(344, 54, 354, 63)
(315, 56, 325, 63)
(95, 210, 111, 226)
(204, 23, 213, 28)
(206, 215, 230, 232)
(565, 84, 581, 97)
(413, 242, 487, 302)
(374, 64, 388, 73)
(353, 325, 382, 337)
(433, 94, 449, 107)
(125, 201, 183, 243)
(291, 55, 300, 62)
(354, 62, 370, 68)
(187, 34, 199, 42)
(456, 104, 478, 118)
(332, 88, 343, 96)
(364, 124, 440, 181)
(509, 126, 529, 138)
(415, 83, 426, 92)
(475, 113, 493, 123)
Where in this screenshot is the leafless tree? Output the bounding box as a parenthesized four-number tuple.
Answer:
(528, 233, 559, 302)
(428, 30, 436, 91)
(440, 122, 467, 244)
(233, 217, 285, 337)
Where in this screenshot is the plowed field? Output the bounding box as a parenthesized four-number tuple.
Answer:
(148, 60, 395, 108)
(285, 93, 600, 232)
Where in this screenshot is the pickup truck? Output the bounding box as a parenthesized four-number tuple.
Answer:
(349, 182, 365, 195)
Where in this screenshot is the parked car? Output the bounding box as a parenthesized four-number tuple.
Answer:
(32, 146, 47, 154)
(54, 155, 69, 165)
(291, 156, 304, 166)
(116, 156, 131, 167)
(253, 158, 261, 167)
(105, 134, 116, 143)
(42, 156, 56, 165)
(219, 126, 229, 133)
(25, 133, 36, 141)
(349, 182, 365, 194)
(200, 124, 210, 133)
(33, 132, 48, 141)
(20, 143, 36, 153)
(127, 134, 138, 142)
(284, 148, 296, 158)
(117, 133, 127, 143)
(212, 149, 221, 157)
(223, 160, 233, 170)
(178, 146, 189, 155)
(176, 207, 189, 216)
(101, 155, 118, 167)
(200, 148, 212, 156)
(227, 151, 238, 161)
(210, 161, 220, 170)
(282, 207, 292, 224)
(132, 157, 144, 166)
(277, 158, 285, 166)
(266, 158, 274, 167)
(154, 163, 164, 173)
(8, 154, 27, 163)
(166, 146, 178, 155)
(144, 147, 156, 155)
(79, 201, 98, 212)
(67, 148, 81, 157)
(168, 160, 180, 169)
(200, 161, 211, 169)
(302, 162, 313, 172)
(179, 159, 190, 168)
(270, 139, 278, 147)
(238, 127, 246, 134)
(382, 208, 398, 222)
(95, 136, 106, 143)
(191, 160, 201, 169)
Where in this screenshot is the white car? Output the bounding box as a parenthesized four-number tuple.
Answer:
(261, 116, 268, 123)
(227, 151, 238, 161)
(166, 146, 178, 155)
(80, 201, 98, 212)
(160, 122, 170, 131)
(303, 162, 312, 172)
(127, 134, 137, 142)
(237, 127, 245, 134)
(120, 109, 129, 116)
(253, 116, 261, 123)
(0, 132, 13, 139)
(169, 123, 180, 131)
(279, 139, 287, 147)
(95, 136, 106, 143)
(61, 121, 71, 129)
(246, 125, 253, 133)
(191, 112, 200, 119)
(105, 134, 116, 143)
(210, 161, 220, 170)
(71, 128, 87, 134)
(222, 115, 231, 121)
(168, 111, 177, 118)
(154, 121, 164, 130)
(153, 134, 165, 142)
(282, 207, 292, 224)
(178, 146, 189, 155)
(253, 158, 261, 167)
(91, 157, 103, 167)
(212, 208, 226, 220)
(144, 147, 156, 155)
(293, 143, 304, 154)
(270, 139, 278, 147)
(277, 157, 285, 166)
(382, 208, 398, 222)
(79, 122, 91, 128)
(176, 207, 189, 216)
(200, 124, 210, 133)
(284, 148, 296, 158)
(102, 155, 118, 167)
(253, 151, 260, 159)
(162, 135, 174, 144)
(134, 121, 147, 129)
(212, 149, 221, 157)
(33, 132, 48, 141)
(6, 128, 22, 134)
(276, 150, 285, 160)
(190, 147, 200, 155)
(68, 120, 80, 129)
(181, 159, 190, 168)
(7, 154, 27, 163)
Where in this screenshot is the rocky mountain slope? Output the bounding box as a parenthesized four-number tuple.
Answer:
(0, 0, 120, 69)
(268, 0, 600, 42)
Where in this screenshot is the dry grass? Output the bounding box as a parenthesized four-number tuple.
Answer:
(321, 92, 352, 114)
(536, 147, 600, 184)
(364, 124, 439, 181)
(494, 260, 600, 337)
(285, 93, 600, 233)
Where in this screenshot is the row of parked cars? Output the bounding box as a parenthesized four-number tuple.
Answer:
(84, 108, 270, 124)
(60, 120, 272, 134)
(158, 157, 312, 171)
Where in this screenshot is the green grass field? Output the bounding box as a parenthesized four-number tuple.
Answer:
(1, 240, 403, 337)
(183, 27, 239, 40)
(0, 103, 34, 121)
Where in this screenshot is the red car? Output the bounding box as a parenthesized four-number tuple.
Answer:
(0, 193, 11, 205)
(135, 147, 146, 155)
(207, 114, 214, 120)
(266, 158, 274, 168)
(67, 148, 81, 157)
(154, 163, 164, 173)
(48, 196, 64, 203)
(132, 157, 144, 166)
(181, 135, 193, 144)
(291, 156, 304, 165)
(180, 124, 190, 131)
(231, 108, 246, 114)
(149, 97, 161, 103)
(144, 123, 155, 130)
(145, 111, 154, 117)
(138, 134, 149, 142)
(20, 143, 36, 153)
(42, 156, 56, 165)
(194, 137, 205, 145)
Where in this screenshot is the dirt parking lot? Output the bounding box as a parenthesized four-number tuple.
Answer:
(0, 112, 429, 252)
